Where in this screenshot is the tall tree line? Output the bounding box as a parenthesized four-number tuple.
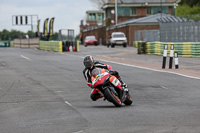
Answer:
(179, 0, 200, 7)
(177, 0, 200, 17)
(0, 29, 59, 41)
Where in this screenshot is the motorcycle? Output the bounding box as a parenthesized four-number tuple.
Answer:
(91, 68, 132, 107)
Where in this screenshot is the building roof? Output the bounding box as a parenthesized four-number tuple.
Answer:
(107, 13, 173, 29)
(107, 0, 180, 4)
(103, 0, 181, 8)
(86, 10, 105, 14)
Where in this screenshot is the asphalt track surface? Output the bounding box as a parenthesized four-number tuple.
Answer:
(0, 45, 200, 133)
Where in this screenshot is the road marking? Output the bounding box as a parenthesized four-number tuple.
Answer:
(60, 53, 200, 80)
(21, 55, 30, 60)
(65, 101, 73, 107)
(98, 59, 200, 80)
(161, 86, 168, 90)
(72, 130, 84, 133)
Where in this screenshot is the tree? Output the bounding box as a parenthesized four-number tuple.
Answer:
(180, 0, 200, 7)
(177, 2, 200, 17)
(88, 0, 107, 9)
(49, 32, 59, 40)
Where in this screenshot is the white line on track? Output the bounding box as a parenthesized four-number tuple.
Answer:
(60, 53, 200, 80)
(65, 101, 74, 107)
(99, 59, 200, 80)
(21, 55, 31, 60)
(72, 130, 84, 133)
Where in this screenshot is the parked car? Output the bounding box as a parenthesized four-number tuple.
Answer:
(84, 36, 98, 47)
(109, 32, 127, 48)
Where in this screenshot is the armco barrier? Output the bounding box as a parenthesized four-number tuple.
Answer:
(133, 41, 200, 57)
(0, 41, 10, 47)
(39, 41, 62, 52)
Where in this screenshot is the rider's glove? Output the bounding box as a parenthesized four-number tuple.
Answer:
(109, 70, 114, 75)
(109, 70, 117, 75)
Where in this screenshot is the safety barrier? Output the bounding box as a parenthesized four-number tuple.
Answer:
(0, 41, 10, 47)
(39, 41, 62, 52)
(14, 38, 39, 48)
(10, 41, 14, 47)
(134, 41, 200, 57)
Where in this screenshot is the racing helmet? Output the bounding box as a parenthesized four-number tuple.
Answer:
(83, 55, 95, 69)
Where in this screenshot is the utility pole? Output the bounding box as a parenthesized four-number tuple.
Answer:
(115, 0, 118, 25)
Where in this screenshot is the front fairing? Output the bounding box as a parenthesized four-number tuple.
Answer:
(92, 72, 110, 88)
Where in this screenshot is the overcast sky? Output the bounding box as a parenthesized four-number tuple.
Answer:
(0, 0, 96, 35)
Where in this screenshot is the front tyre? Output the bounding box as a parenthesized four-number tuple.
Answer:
(104, 88, 122, 107)
(123, 94, 132, 105)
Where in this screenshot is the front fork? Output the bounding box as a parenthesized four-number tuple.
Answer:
(109, 75, 123, 102)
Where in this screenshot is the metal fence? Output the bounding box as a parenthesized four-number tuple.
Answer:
(58, 29, 75, 41)
(134, 16, 200, 42)
(160, 21, 200, 42)
(134, 30, 160, 42)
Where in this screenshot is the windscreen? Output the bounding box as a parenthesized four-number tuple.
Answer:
(113, 34, 125, 38)
(86, 36, 95, 40)
(91, 68, 101, 78)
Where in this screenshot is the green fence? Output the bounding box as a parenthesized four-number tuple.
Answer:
(0, 41, 10, 47)
(134, 41, 200, 57)
(39, 41, 62, 52)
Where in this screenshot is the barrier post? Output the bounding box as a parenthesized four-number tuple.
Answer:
(69, 41, 72, 52)
(162, 44, 168, 69)
(169, 44, 174, 69)
(76, 40, 79, 52)
(175, 52, 179, 69)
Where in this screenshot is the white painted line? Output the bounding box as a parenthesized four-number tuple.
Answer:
(161, 86, 168, 90)
(1, 62, 6, 66)
(21, 55, 30, 60)
(72, 130, 84, 133)
(56, 91, 63, 93)
(97, 59, 200, 80)
(65, 101, 73, 107)
(60, 53, 200, 80)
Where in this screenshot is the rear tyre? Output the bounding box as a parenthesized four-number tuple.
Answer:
(104, 88, 122, 107)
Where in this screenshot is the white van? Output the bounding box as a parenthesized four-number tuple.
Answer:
(109, 32, 127, 48)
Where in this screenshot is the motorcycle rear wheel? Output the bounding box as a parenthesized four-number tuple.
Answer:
(104, 88, 122, 107)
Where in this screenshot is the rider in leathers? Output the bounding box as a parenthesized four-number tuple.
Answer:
(83, 55, 128, 101)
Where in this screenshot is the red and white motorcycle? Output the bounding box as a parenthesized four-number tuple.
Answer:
(91, 68, 132, 107)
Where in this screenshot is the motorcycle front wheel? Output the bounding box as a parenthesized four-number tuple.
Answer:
(104, 88, 122, 107)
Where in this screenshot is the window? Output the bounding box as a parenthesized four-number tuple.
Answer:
(107, 9, 111, 18)
(147, 6, 169, 15)
(89, 13, 96, 20)
(147, 7, 152, 15)
(131, 7, 137, 16)
(118, 7, 131, 16)
(98, 14, 102, 20)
